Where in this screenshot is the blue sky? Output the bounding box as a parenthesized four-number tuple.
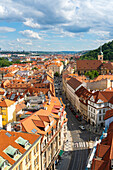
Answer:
(0, 0, 113, 51)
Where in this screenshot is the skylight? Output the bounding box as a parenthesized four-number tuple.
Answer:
(6, 132, 12, 137)
(31, 128, 37, 133)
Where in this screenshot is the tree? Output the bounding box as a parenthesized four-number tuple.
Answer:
(61, 61, 65, 65)
(32, 67, 38, 70)
(13, 60, 21, 64)
(54, 72, 59, 77)
(85, 70, 99, 80)
(80, 40, 113, 61)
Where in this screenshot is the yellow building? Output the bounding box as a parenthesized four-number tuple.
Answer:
(0, 99, 16, 127)
(0, 130, 41, 170)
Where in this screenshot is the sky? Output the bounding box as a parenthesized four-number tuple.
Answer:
(0, 0, 113, 51)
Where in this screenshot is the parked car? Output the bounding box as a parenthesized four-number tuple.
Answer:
(79, 125, 85, 130)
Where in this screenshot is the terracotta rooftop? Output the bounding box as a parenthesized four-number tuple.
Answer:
(75, 86, 92, 100)
(76, 60, 102, 70)
(91, 122, 113, 170)
(0, 130, 41, 166)
(91, 159, 110, 170)
(104, 109, 113, 120)
(0, 99, 15, 107)
(67, 77, 82, 90)
(90, 91, 113, 103)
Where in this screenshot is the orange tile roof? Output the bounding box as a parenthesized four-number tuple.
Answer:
(4, 73, 14, 77)
(67, 77, 82, 90)
(0, 130, 41, 165)
(90, 91, 113, 103)
(91, 159, 110, 170)
(0, 99, 15, 107)
(76, 60, 102, 70)
(104, 109, 113, 120)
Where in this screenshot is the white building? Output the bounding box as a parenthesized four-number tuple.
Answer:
(88, 91, 112, 126)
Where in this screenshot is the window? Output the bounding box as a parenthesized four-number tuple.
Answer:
(89, 107, 90, 110)
(99, 116, 101, 121)
(2, 112, 6, 115)
(18, 164, 21, 170)
(44, 139, 46, 146)
(99, 110, 101, 114)
(36, 156, 39, 164)
(34, 159, 36, 167)
(25, 157, 27, 165)
(34, 148, 36, 155)
(36, 144, 39, 152)
(43, 152, 46, 158)
(2, 118, 6, 121)
(103, 109, 105, 113)
(27, 153, 31, 161)
(104, 103, 107, 107)
(2, 107, 6, 110)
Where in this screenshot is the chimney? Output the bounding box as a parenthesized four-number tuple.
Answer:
(6, 123, 11, 131)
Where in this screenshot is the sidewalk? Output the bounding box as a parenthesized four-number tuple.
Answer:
(55, 129, 73, 170)
(85, 124, 103, 136)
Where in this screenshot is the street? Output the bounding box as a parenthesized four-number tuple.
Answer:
(66, 106, 99, 170)
(54, 76, 99, 170)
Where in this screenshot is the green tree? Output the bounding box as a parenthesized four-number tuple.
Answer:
(54, 72, 59, 77)
(80, 40, 113, 61)
(85, 70, 99, 80)
(13, 60, 21, 64)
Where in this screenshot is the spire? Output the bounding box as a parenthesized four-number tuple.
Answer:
(100, 45, 103, 55)
(98, 45, 103, 62)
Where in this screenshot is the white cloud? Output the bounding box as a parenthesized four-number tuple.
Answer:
(23, 18, 41, 28)
(0, 0, 113, 36)
(0, 27, 16, 33)
(19, 30, 41, 39)
(1, 0, 113, 51)
(17, 38, 32, 45)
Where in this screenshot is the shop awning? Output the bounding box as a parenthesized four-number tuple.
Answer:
(53, 124, 56, 129)
(48, 130, 52, 135)
(59, 150, 64, 156)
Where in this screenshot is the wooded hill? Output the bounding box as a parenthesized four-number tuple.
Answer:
(80, 40, 113, 61)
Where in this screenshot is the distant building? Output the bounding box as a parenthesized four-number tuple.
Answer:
(98, 46, 103, 62)
(47, 60, 63, 75)
(76, 60, 113, 75)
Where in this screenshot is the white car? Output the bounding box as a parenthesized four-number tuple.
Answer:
(79, 125, 85, 130)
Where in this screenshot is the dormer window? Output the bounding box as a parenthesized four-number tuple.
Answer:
(0, 156, 11, 170)
(4, 145, 22, 161)
(15, 137, 31, 150)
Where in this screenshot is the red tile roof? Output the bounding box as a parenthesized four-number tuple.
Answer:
(67, 77, 82, 90)
(0, 130, 41, 165)
(0, 99, 15, 107)
(90, 91, 113, 103)
(76, 60, 102, 70)
(104, 109, 113, 120)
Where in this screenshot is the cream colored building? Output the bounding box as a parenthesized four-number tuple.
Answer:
(20, 96, 67, 170)
(0, 130, 41, 170)
(47, 60, 63, 75)
(66, 77, 82, 107)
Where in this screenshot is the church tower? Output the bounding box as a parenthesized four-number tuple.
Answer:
(98, 46, 103, 62)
